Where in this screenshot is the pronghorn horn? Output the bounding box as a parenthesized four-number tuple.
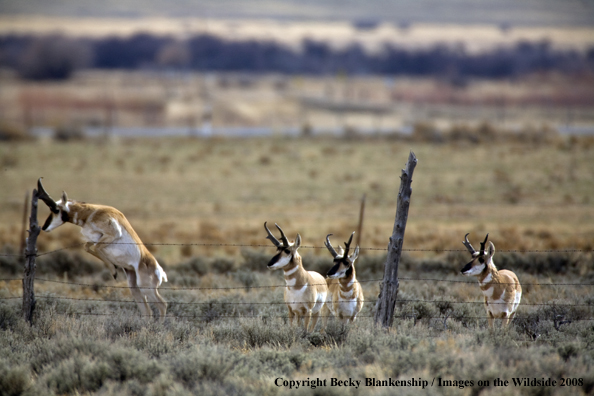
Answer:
(275, 223, 290, 247)
(325, 234, 339, 258)
(37, 178, 59, 214)
(344, 231, 355, 258)
(462, 233, 476, 255)
(479, 234, 489, 256)
(264, 222, 282, 247)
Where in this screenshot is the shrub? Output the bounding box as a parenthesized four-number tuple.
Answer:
(36, 251, 101, 278)
(240, 249, 269, 272)
(0, 304, 21, 331)
(0, 360, 31, 396)
(53, 124, 85, 141)
(19, 35, 90, 80)
(0, 246, 22, 275)
(0, 123, 32, 142)
(170, 346, 239, 388)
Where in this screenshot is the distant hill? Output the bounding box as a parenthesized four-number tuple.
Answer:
(1, 0, 593, 27)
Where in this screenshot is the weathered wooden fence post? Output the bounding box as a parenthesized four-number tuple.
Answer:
(23, 188, 40, 325)
(374, 150, 417, 329)
(355, 193, 366, 253)
(20, 191, 29, 264)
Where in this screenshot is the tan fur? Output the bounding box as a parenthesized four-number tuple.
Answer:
(265, 224, 328, 333)
(43, 197, 167, 320)
(477, 266, 522, 327)
(281, 254, 328, 332)
(323, 266, 364, 326)
(461, 239, 521, 328)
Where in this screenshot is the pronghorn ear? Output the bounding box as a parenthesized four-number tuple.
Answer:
(294, 234, 301, 249)
(487, 241, 495, 257)
(349, 246, 360, 263)
(61, 191, 68, 203)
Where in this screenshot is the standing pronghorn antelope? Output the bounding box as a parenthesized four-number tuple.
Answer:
(460, 233, 521, 327)
(322, 232, 364, 326)
(264, 222, 328, 332)
(37, 178, 168, 320)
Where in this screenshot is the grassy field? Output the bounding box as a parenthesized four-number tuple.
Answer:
(1, 134, 594, 395)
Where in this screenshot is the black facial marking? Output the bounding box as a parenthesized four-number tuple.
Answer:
(61, 210, 70, 222)
(327, 262, 340, 277)
(345, 264, 353, 278)
(268, 253, 281, 267)
(460, 261, 474, 274)
(478, 257, 485, 264)
(42, 214, 53, 231)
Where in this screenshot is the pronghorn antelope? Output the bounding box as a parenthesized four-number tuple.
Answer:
(460, 233, 521, 327)
(264, 222, 328, 332)
(322, 232, 364, 326)
(37, 178, 168, 320)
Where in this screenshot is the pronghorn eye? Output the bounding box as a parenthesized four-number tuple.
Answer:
(284, 249, 290, 254)
(478, 257, 485, 264)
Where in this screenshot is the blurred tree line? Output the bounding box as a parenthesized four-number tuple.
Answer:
(1, 33, 593, 80)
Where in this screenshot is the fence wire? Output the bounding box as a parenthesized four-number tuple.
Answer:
(1, 241, 593, 258)
(0, 295, 592, 308)
(1, 277, 593, 288)
(2, 239, 592, 325)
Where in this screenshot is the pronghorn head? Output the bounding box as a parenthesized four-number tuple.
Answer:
(264, 222, 301, 270)
(37, 178, 72, 232)
(460, 233, 495, 276)
(325, 232, 359, 279)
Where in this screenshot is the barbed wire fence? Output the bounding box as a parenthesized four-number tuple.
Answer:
(3, 168, 593, 332)
(1, 240, 593, 327)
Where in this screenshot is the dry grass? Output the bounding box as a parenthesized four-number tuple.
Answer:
(1, 135, 593, 262)
(1, 134, 594, 394)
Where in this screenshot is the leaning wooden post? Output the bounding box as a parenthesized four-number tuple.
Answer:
(355, 193, 366, 254)
(20, 191, 29, 265)
(23, 188, 40, 325)
(374, 150, 417, 328)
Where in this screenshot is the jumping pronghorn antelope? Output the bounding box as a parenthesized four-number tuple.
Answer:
(460, 233, 521, 327)
(322, 232, 364, 325)
(37, 178, 168, 320)
(264, 222, 328, 332)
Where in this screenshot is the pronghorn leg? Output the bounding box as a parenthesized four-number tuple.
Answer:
(84, 242, 118, 279)
(137, 268, 167, 320)
(287, 307, 296, 326)
(507, 311, 517, 326)
(501, 312, 510, 327)
(125, 268, 152, 319)
(151, 288, 167, 320)
(487, 311, 494, 328)
(309, 311, 320, 332)
(303, 311, 312, 332)
(320, 304, 330, 333)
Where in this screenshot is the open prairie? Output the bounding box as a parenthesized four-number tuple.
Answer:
(1, 134, 593, 395)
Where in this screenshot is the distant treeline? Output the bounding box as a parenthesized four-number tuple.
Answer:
(1, 33, 593, 80)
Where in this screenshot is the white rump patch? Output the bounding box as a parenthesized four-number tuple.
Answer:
(155, 261, 168, 286)
(513, 291, 522, 311)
